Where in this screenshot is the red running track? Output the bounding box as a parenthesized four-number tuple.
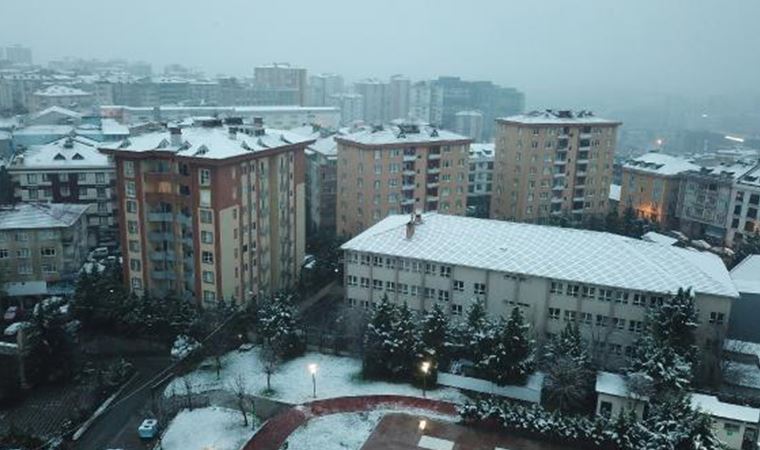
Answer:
(241, 395, 458, 450)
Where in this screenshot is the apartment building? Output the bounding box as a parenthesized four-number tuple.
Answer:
(620, 152, 699, 228)
(677, 162, 755, 246)
(30, 85, 94, 113)
(328, 93, 363, 126)
(101, 118, 312, 308)
(253, 63, 308, 106)
(467, 143, 494, 218)
(342, 213, 737, 368)
(0, 203, 90, 302)
(491, 110, 621, 223)
(7, 135, 117, 248)
(335, 123, 472, 237)
(726, 163, 760, 246)
(304, 136, 338, 236)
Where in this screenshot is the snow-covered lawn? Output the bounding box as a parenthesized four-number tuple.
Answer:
(284, 410, 456, 450)
(165, 347, 468, 404)
(157, 406, 257, 450)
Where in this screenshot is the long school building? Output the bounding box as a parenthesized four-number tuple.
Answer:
(101, 118, 311, 308)
(341, 213, 738, 368)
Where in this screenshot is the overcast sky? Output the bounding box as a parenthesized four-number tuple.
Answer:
(3, 0, 760, 107)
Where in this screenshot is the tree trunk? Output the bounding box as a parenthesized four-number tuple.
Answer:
(266, 371, 271, 391)
(239, 402, 248, 427)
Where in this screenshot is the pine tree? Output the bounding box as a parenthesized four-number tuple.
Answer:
(483, 307, 534, 385)
(362, 295, 400, 379)
(420, 303, 448, 363)
(257, 293, 304, 360)
(651, 288, 698, 363)
(542, 323, 593, 413)
(394, 302, 419, 377)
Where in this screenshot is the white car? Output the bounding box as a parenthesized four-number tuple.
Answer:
(138, 418, 159, 439)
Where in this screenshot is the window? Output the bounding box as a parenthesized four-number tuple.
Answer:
(709, 312, 725, 325)
(129, 240, 140, 252)
(598, 288, 613, 302)
(128, 220, 138, 234)
(564, 310, 576, 322)
(0, 249, 7, 259)
(126, 200, 137, 213)
(580, 312, 592, 325)
(425, 263, 436, 274)
(724, 423, 741, 436)
(473, 282, 486, 295)
(386, 281, 396, 292)
(632, 293, 646, 306)
(550, 281, 563, 294)
(201, 231, 213, 244)
(203, 271, 215, 283)
(29, 188, 38, 200)
(360, 277, 370, 288)
(612, 318, 626, 330)
(131, 277, 142, 289)
(200, 169, 211, 185)
(347, 275, 358, 286)
(372, 256, 382, 267)
(200, 209, 213, 224)
(40, 247, 56, 257)
(439, 266, 451, 278)
(411, 285, 419, 296)
(360, 255, 370, 266)
(124, 161, 135, 177)
(203, 290, 216, 303)
(200, 189, 211, 207)
(17, 248, 30, 258)
(60, 185, 70, 196)
(96, 172, 106, 184)
(614, 291, 629, 304)
(596, 315, 608, 327)
(399, 283, 409, 295)
(126, 181, 136, 198)
(202, 251, 214, 264)
(581, 286, 596, 298)
(425, 287, 435, 299)
(347, 298, 357, 308)
(628, 320, 643, 334)
(130, 259, 141, 271)
(453, 280, 464, 292)
(451, 304, 463, 315)
(26, 174, 38, 184)
(373, 279, 383, 290)
(18, 262, 32, 274)
(566, 284, 580, 297)
(548, 308, 560, 320)
(438, 289, 450, 302)
(385, 257, 396, 269)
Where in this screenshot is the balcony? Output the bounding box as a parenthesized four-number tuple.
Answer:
(176, 214, 193, 225)
(403, 169, 416, 176)
(426, 196, 439, 202)
(148, 212, 174, 222)
(150, 250, 176, 261)
(149, 231, 174, 242)
(551, 197, 564, 203)
(402, 183, 415, 191)
(151, 270, 177, 281)
(426, 167, 440, 175)
(554, 159, 566, 166)
(428, 153, 441, 160)
(426, 181, 439, 188)
(401, 198, 415, 206)
(403, 154, 416, 162)
(553, 172, 566, 178)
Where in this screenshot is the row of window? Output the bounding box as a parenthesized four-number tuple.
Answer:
(2, 261, 57, 274)
(25, 172, 108, 184)
(0, 248, 56, 258)
(346, 297, 464, 315)
(550, 281, 666, 308)
(0, 230, 58, 242)
(347, 275, 487, 297)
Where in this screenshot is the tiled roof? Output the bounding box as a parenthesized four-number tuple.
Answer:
(0, 203, 90, 230)
(342, 213, 738, 298)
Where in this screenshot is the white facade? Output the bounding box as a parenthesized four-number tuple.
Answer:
(342, 213, 737, 368)
(727, 163, 760, 246)
(410, 81, 443, 126)
(328, 93, 363, 125)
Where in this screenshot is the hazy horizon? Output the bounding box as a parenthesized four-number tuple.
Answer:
(3, 0, 760, 109)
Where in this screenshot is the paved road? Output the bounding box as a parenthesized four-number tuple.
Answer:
(72, 355, 170, 450)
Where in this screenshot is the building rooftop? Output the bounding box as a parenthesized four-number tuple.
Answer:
(29, 106, 82, 121)
(9, 135, 109, 169)
(731, 255, 760, 295)
(623, 152, 701, 176)
(595, 371, 648, 401)
(101, 105, 338, 114)
(737, 163, 760, 188)
(342, 213, 739, 298)
(691, 393, 760, 423)
(498, 110, 620, 125)
(641, 231, 679, 246)
(101, 122, 314, 160)
(685, 161, 756, 181)
(33, 85, 92, 97)
(336, 123, 470, 147)
(0, 203, 90, 230)
(469, 143, 494, 160)
(13, 124, 75, 136)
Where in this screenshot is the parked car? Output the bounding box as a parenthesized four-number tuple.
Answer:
(138, 418, 159, 439)
(88, 247, 109, 261)
(3, 306, 19, 322)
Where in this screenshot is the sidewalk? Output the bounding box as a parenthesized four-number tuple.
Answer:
(241, 395, 457, 450)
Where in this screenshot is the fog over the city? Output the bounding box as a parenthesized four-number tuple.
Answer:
(3, 0, 760, 108)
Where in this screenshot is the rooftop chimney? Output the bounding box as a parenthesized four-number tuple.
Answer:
(169, 127, 182, 146)
(405, 220, 415, 240)
(253, 117, 265, 136)
(229, 126, 238, 140)
(414, 211, 423, 224)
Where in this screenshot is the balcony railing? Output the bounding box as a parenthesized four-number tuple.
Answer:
(148, 212, 174, 222)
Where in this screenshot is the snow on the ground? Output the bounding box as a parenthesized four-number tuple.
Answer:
(165, 347, 468, 404)
(284, 409, 456, 450)
(158, 406, 256, 450)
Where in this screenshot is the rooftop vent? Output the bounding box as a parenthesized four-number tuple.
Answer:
(193, 145, 209, 156)
(169, 127, 182, 146)
(224, 117, 243, 125)
(72, 153, 84, 160)
(53, 153, 66, 161)
(62, 137, 74, 149)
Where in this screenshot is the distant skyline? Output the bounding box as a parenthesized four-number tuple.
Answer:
(3, 0, 760, 109)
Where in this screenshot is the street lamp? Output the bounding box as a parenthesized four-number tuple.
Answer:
(418, 419, 427, 431)
(420, 361, 431, 398)
(308, 363, 318, 398)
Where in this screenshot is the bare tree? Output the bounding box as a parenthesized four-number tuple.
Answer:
(230, 373, 253, 427)
(260, 342, 279, 394)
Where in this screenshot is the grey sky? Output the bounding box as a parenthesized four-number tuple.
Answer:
(3, 0, 760, 107)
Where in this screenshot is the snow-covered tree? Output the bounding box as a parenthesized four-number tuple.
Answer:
(257, 293, 304, 360)
(420, 303, 448, 363)
(395, 302, 419, 374)
(650, 288, 698, 363)
(481, 307, 534, 385)
(362, 295, 401, 379)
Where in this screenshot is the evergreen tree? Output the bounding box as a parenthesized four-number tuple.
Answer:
(482, 307, 534, 385)
(420, 303, 448, 363)
(650, 288, 698, 362)
(257, 293, 304, 360)
(362, 295, 401, 379)
(542, 323, 593, 413)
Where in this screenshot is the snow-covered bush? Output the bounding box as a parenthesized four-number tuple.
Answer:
(171, 334, 202, 360)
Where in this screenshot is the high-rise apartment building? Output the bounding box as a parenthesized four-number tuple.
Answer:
(409, 81, 443, 126)
(335, 123, 471, 237)
(308, 74, 344, 107)
(388, 75, 410, 121)
(4, 45, 33, 65)
(454, 110, 484, 141)
(491, 110, 621, 223)
(727, 163, 760, 246)
(101, 118, 312, 307)
(253, 63, 308, 106)
(328, 93, 363, 125)
(354, 79, 388, 125)
(467, 143, 494, 218)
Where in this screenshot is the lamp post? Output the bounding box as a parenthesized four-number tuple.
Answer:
(308, 363, 318, 398)
(421, 361, 430, 398)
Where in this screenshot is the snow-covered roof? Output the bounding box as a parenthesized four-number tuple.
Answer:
(33, 85, 92, 97)
(10, 135, 110, 169)
(687, 162, 757, 181)
(101, 124, 314, 160)
(100, 118, 129, 136)
(691, 393, 760, 423)
(455, 110, 483, 117)
(595, 371, 648, 401)
(469, 143, 494, 160)
(624, 152, 700, 176)
(737, 164, 760, 188)
(641, 231, 679, 246)
(731, 255, 760, 295)
(30, 106, 82, 121)
(0, 203, 90, 230)
(13, 124, 75, 136)
(310, 136, 337, 156)
(342, 213, 739, 298)
(609, 184, 621, 201)
(438, 371, 543, 403)
(100, 105, 338, 114)
(336, 124, 470, 147)
(498, 110, 620, 125)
